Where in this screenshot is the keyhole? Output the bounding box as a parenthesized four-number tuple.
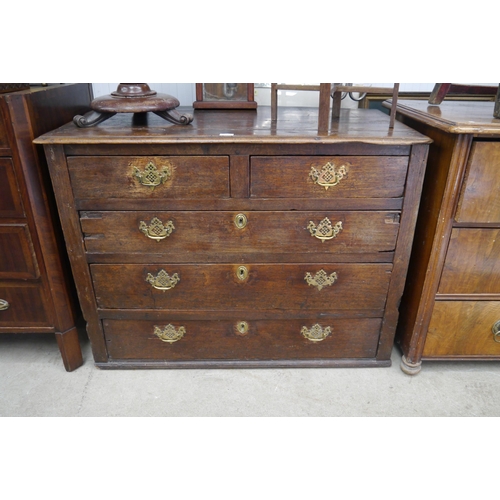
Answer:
(237, 266, 248, 280)
(234, 213, 247, 229)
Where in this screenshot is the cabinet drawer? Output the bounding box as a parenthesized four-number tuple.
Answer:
(0, 283, 49, 327)
(67, 156, 230, 200)
(103, 317, 382, 361)
(455, 142, 500, 223)
(91, 263, 392, 313)
(81, 210, 401, 256)
(0, 110, 9, 150)
(251, 156, 408, 198)
(423, 301, 500, 356)
(0, 224, 39, 279)
(438, 228, 500, 295)
(0, 158, 24, 217)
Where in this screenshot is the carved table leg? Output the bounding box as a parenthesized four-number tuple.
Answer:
(154, 109, 193, 125)
(55, 326, 83, 372)
(73, 110, 116, 128)
(400, 355, 422, 375)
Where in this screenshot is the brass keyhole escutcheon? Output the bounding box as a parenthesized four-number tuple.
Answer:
(492, 320, 500, 343)
(234, 213, 247, 229)
(237, 266, 248, 280)
(236, 321, 249, 336)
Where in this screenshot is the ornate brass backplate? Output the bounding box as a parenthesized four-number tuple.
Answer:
(304, 269, 338, 291)
(301, 323, 332, 342)
(0, 299, 9, 311)
(493, 320, 500, 343)
(154, 324, 185, 343)
(309, 161, 349, 190)
(132, 161, 171, 188)
(146, 269, 180, 291)
(308, 217, 343, 242)
(139, 217, 175, 242)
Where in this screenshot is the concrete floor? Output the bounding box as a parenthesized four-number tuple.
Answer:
(1, 326, 499, 417)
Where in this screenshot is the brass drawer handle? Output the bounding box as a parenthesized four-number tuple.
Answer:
(309, 161, 349, 190)
(304, 269, 338, 291)
(132, 161, 171, 188)
(154, 324, 185, 343)
(308, 217, 343, 242)
(139, 217, 175, 242)
(146, 269, 179, 291)
(493, 321, 500, 343)
(237, 266, 248, 280)
(301, 323, 332, 342)
(235, 321, 249, 335)
(234, 213, 248, 229)
(0, 299, 9, 311)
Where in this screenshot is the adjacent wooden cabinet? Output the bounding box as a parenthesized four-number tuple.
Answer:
(388, 100, 500, 374)
(35, 107, 429, 369)
(0, 84, 92, 371)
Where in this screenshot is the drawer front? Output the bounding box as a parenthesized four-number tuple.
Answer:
(81, 210, 401, 255)
(251, 156, 409, 198)
(103, 317, 382, 360)
(0, 225, 39, 279)
(455, 142, 500, 223)
(0, 283, 49, 327)
(67, 156, 230, 200)
(423, 301, 500, 356)
(91, 263, 392, 313)
(0, 158, 24, 218)
(0, 109, 9, 149)
(438, 228, 500, 295)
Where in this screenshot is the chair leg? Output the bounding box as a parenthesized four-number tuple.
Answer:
(428, 83, 452, 105)
(271, 83, 278, 121)
(494, 85, 500, 119)
(389, 83, 400, 129)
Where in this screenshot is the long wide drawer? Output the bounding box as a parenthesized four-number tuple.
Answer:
(67, 156, 230, 200)
(423, 301, 500, 357)
(102, 317, 383, 360)
(0, 283, 49, 327)
(91, 263, 392, 312)
(81, 210, 401, 255)
(251, 156, 409, 198)
(438, 228, 500, 295)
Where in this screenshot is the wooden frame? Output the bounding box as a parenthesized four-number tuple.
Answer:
(193, 83, 257, 109)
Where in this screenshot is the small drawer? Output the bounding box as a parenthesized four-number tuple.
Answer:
(0, 110, 9, 150)
(0, 283, 50, 327)
(438, 228, 500, 295)
(67, 156, 230, 200)
(250, 156, 408, 198)
(91, 263, 392, 314)
(102, 317, 382, 361)
(81, 210, 401, 257)
(423, 301, 500, 356)
(455, 141, 500, 223)
(0, 224, 39, 279)
(0, 158, 24, 218)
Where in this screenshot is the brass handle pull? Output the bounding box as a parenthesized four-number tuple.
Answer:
(0, 299, 9, 311)
(492, 321, 500, 343)
(235, 321, 249, 335)
(301, 323, 332, 342)
(139, 217, 175, 242)
(237, 266, 248, 280)
(304, 269, 338, 291)
(308, 217, 343, 242)
(309, 161, 349, 190)
(154, 324, 185, 343)
(146, 270, 180, 291)
(234, 213, 248, 229)
(132, 161, 171, 188)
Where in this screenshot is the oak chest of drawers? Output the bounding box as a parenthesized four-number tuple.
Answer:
(35, 107, 430, 369)
(0, 84, 92, 371)
(388, 100, 500, 374)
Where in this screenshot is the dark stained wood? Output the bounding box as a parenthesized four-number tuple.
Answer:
(0, 84, 92, 370)
(90, 263, 392, 312)
(103, 317, 382, 361)
(250, 156, 408, 199)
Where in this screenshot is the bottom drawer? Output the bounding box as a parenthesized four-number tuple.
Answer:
(0, 283, 49, 327)
(423, 301, 500, 357)
(103, 317, 382, 361)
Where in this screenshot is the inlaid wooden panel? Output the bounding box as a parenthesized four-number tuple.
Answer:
(0, 158, 24, 218)
(67, 156, 230, 200)
(423, 301, 500, 356)
(0, 225, 39, 279)
(438, 228, 500, 295)
(0, 283, 49, 327)
(251, 156, 408, 198)
(455, 142, 500, 223)
(103, 317, 383, 360)
(81, 210, 401, 256)
(91, 263, 392, 312)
